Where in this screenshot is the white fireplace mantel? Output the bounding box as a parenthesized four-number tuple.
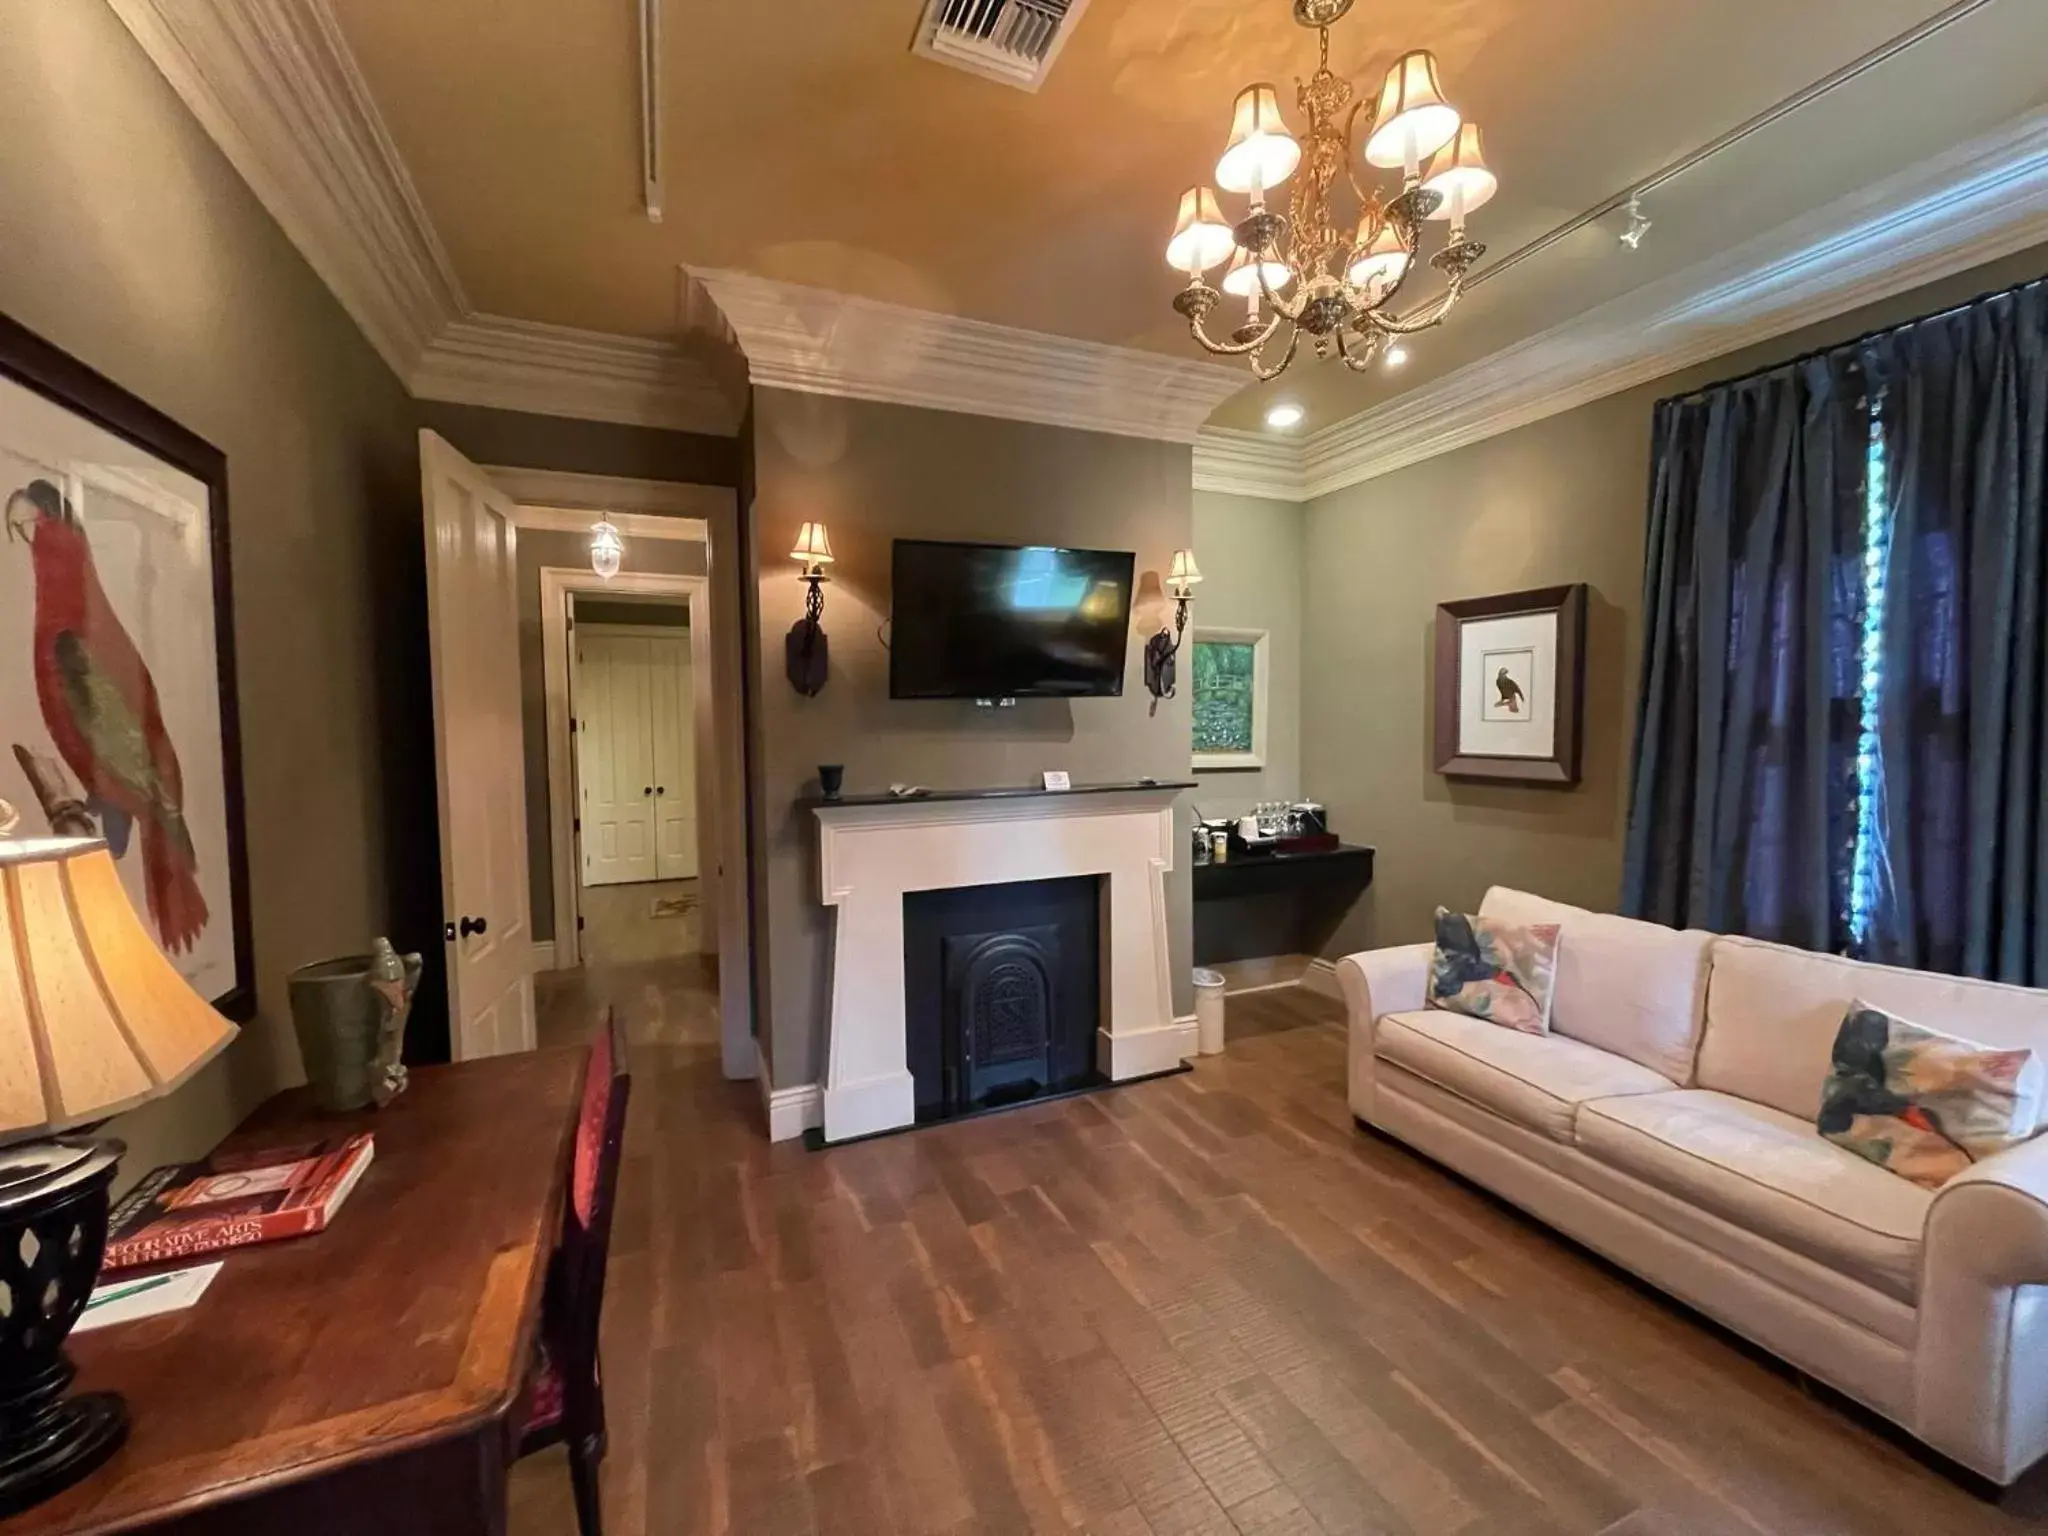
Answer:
(812, 784, 1190, 1143)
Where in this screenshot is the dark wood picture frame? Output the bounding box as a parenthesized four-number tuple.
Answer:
(1432, 583, 1586, 786)
(0, 312, 255, 1020)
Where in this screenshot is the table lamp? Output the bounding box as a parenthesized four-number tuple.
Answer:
(0, 827, 237, 1515)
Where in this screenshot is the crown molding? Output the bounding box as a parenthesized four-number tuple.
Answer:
(1299, 108, 2048, 501)
(104, 0, 464, 380)
(1192, 428, 1307, 501)
(687, 268, 1244, 445)
(412, 315, 740, 435)
(484, 467, 736, 521)
(109, 0, 741, 437)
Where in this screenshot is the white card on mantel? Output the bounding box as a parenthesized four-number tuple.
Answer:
(1042, 771, 1071, 791)
(75, 1261, 222, 1332)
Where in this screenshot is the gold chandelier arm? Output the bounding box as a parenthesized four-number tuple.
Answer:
(1334, 325, 1383, 372)
(1252, 256, 1308, 324)
(1186, 309, 1286, 357)
(1247, 325, 1302, 381)
(1361, 278, 1464, 336)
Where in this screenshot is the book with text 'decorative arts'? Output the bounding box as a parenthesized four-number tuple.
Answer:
(102, 1133, 374, 1273)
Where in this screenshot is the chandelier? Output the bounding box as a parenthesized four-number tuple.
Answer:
(1165, 0, 1497, 382)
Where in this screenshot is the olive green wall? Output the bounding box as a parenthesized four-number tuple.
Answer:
(1303, 244, 2048, 958)
(514, 532, 708, 942)
(0, 3, 431, 1183)
(1191, 490, 1303, 818)
(417, 401, 738, 486)
(747, 387, 1197, 1089)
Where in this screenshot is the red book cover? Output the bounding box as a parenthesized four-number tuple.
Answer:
(102, 1133, 375, 1273)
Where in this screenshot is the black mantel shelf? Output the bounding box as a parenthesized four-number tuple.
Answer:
(800, 778, 1197, 811)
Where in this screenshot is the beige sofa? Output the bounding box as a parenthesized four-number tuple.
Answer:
(1340, 886, 2048, 1485)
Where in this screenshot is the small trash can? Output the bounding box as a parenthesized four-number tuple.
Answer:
(1193, 968, 1227, 1056)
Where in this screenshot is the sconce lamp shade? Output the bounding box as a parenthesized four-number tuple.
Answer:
(1364, 50, 1460, 170)
(0, 839, 236, 1140)
(1346, 218, 1411, 290)
(1166, 186, 1235, 275)
(1421, 122, 1497, 220)
(790, 522, 835, 567)
(1216, 83, 1300, 195)
(1167, 549, 1204, 596)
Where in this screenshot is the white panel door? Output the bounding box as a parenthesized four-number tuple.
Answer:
(649, 634, 698, 880)
(577, 634, 658, 886)
(420, 431, 536, 1061)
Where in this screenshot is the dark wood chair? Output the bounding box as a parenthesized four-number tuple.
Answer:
(517, 1007, 632, 1536)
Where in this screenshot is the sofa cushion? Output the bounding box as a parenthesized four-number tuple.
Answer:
(1426, 908, 1561, 1033)
(1697, 935, 2048, 1123)
(1376, 1010, 1676, 1142)
(1576, 1089, 1930, 1301)
(1818, 1002, 2045, 1188)
(1479, 887, 1712, 1084)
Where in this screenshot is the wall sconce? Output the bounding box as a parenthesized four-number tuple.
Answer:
(590, 518, 623, 580)
(786, 521, 833, 696)
(1144, 548, 1202, 708)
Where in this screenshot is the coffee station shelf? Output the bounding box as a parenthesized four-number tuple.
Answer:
(1192, 843, 1375, 899)
(800, 779, 1195, 810)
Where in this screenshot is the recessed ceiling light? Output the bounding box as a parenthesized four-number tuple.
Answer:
(1385, 345, 1410, 369)
(1264, 402, 1305, 430)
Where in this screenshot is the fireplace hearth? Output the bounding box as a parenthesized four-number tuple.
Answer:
(905, 877, 1101, 1122)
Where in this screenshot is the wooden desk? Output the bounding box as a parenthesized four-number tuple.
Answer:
(16, 1048, 586, 1536)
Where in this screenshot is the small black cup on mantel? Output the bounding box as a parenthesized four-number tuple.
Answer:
(819, 765, 845, 800)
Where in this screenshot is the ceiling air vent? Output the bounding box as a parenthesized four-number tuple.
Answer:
(912, 0, 1093, 92)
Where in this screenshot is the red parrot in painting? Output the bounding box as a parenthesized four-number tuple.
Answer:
(6, 479, 208, 951)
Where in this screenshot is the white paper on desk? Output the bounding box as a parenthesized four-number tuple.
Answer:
(75, 1261, 222, 1332)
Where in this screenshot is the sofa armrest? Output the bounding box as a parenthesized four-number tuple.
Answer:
(1915, 1135, 2048, 1482)
(1337, 943, 1432, 1123)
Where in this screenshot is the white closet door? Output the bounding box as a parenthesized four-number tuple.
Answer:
(578, 634, 658, 886)
(650, 634, 699, 880)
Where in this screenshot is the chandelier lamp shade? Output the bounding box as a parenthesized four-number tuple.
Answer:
(589, 518, 623, 580)
(1164, 0, 1493, 382)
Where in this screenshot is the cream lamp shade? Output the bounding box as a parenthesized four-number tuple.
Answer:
(1215, 83, 1301, 195)
(1165, 186, 1235, 276)
(1221, 245, 1293, 300)
(1167, 549, 1203, 596)
(789, 522, 835, 567)
(1364, 50, 1460, 170)
(1346, 218, 1411, 290)
(1421, 122, 1497, 222)
(0, 838, 236, 1139)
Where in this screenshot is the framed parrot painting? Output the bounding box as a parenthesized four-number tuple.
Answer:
(0, 313, 253, 1020)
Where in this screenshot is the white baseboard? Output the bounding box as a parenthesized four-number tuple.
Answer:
(531, 940, 558, 974)
(1303, 958, 1342, 1000)
(759, 1069, 823, 1142)
(1099, 1016, 1197, 1081)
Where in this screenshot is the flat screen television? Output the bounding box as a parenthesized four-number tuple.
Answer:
(890, 539, 1136, 699)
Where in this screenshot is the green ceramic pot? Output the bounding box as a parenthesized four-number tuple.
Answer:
(287, 939, 423, 1113)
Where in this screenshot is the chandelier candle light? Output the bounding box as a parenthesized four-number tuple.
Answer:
(1167, 0, 1496, 381)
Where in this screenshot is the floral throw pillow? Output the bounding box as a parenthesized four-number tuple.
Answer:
(1817, 1002, 2044, 1189)
(1426, 908, 1561, 1035)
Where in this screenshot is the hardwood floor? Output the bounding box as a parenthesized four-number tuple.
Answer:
(512, 971, 2048, 1535)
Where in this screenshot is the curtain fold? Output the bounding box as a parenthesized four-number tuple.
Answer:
(1863, 283, 2048, 982)
(1621, 354, 1865, 949)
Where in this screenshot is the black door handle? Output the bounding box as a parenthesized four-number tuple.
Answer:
(643, 786, 653, 796)
(459, 915, 488, 938)
(656, 785, 666, 795)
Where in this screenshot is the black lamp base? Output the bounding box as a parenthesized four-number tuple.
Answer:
(0, 1137, 127, 1517)
(0, 1387, 126, 1519)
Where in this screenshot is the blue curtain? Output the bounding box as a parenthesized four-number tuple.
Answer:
(1621, 353, 1866, 948)
(1861, 283, 2048, 981)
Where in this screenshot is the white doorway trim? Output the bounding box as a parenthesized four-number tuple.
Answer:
(512, 465, 754, 1082)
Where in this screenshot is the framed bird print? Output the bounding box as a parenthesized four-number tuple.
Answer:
(1432, 584, 1586, 786)
(0, 312, 253, 1019)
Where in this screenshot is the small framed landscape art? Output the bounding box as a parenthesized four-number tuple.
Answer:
(1191, 627, 1268, 771)
(0, 312, 254, 1018)
(1432, 584, 1586, 786)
